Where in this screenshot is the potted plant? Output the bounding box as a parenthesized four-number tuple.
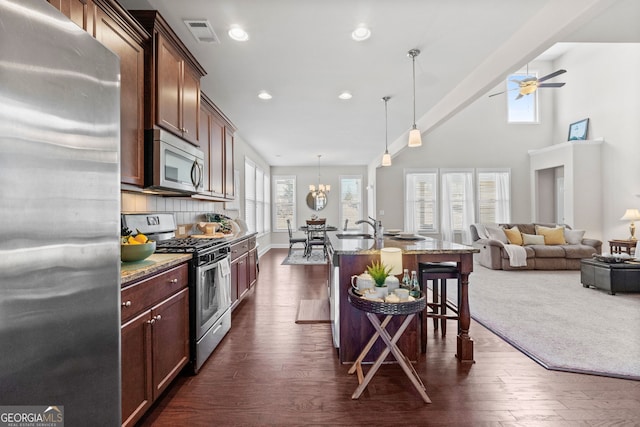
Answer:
(367, 260, 391, 298)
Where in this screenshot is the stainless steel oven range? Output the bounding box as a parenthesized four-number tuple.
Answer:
(121, 213, 232, 374)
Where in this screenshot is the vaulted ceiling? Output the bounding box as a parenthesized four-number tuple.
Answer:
(119, 0, 639, 166)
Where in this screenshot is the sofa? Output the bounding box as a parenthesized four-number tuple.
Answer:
(470, 223, 602, 270)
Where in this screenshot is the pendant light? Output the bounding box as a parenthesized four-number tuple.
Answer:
(381, 96, 392, 166)
(309, 155, 330, 196)
(407, 49, 422, 147)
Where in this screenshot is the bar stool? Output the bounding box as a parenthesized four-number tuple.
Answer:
(418, 262, 461, 353)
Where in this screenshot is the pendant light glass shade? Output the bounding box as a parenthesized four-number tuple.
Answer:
(408, 127, 422, 148)
(381, 96, 392, 166)
(381, 151, 392, 166)
(407, 49, 422, 147)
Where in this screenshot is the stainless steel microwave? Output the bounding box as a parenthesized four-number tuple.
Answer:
(145, 129, 204, 195)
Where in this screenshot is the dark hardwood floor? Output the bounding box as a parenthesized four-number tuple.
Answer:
(138, 248, 640, 426)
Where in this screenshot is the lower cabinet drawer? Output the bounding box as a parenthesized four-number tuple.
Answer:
(121, 263, 188, 323)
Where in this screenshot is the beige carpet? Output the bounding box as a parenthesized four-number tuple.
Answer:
(441, 266, 640, 380)
(295, 299, 330, 324)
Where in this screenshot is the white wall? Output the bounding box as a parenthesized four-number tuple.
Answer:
(375, 61, 557, 235)
(375, 43, 640, 243)
(552, 43, 640, 240)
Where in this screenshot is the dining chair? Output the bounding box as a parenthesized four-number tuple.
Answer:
(305, 219, 327, 259)
(287, 219, 307, 256)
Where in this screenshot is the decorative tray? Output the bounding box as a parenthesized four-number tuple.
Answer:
(348, 288, 425, 315)
(392, 235, 426, 241)
(593, 254, 629, 263)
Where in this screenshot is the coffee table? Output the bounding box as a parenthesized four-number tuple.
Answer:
(580, 258, 640, 295)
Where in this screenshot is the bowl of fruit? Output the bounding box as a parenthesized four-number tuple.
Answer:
(121, 229, 156, 262)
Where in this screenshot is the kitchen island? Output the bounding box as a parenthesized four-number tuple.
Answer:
(327, 233, 479, 364)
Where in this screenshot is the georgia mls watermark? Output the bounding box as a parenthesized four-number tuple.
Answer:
(0, 406, 64, 427)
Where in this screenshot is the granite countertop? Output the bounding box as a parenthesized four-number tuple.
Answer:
(121, 253, 192, 286)
(327, 232, 479, 255)
(120, 233, 257, 286)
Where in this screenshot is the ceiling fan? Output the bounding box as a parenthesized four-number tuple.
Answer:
(489, 68, 567, 99)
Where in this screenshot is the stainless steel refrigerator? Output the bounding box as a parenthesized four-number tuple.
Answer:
(0, 1, 121, 425)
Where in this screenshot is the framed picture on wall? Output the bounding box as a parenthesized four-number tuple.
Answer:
(568, 118, 589, 141)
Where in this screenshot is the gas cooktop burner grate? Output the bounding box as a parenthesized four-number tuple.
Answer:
(155, 237, 228, 253)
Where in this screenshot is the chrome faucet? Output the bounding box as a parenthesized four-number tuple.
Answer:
(355, 216, 382, 237)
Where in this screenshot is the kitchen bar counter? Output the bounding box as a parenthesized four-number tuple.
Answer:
(326, 232, 479, 364)
(121, 253, 192, 286)
(327, 233, 478, 257)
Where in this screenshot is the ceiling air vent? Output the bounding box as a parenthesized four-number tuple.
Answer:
(184, 20, 220, 44)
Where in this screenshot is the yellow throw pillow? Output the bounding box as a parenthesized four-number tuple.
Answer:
(537, 226, 567, 245)
(503, 226, 523, 245)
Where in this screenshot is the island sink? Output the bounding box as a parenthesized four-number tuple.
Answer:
(336, 233, 372, 239)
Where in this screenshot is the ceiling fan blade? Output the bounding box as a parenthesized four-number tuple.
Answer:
(538, 69, 567, 83)
(538, 82, 566, 88)
(488, 87, 519, 98)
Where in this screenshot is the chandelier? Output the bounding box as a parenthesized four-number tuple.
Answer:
(309, 154, 330, 196)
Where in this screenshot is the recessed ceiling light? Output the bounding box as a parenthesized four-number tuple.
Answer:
(351, 25, 371, 41)
(228, 26, 249, 41)
(338, 91, 352, 100)
(258, 91, 272, 100)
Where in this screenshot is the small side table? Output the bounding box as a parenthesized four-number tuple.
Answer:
(347, 289, 431, 404)
(609, 239, 636, 256)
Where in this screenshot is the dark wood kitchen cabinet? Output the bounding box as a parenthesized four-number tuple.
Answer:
(94, 0, 148, 187)
(230, 235, 257, 308)
(49, 0, 149, 188)
(199, 93, 236, 200)
(130, 10, 206, 146)
(47, 0, 95, 33)
(120, 263, 189, 427)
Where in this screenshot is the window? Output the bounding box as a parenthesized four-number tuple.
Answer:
(245, 161, 255, 232)
(405, 169, 510, 241)
(405, 171, 438, 233)
(244, 158, 270, 235)
(273, 175, 296, 231)
(476, 170, 510, 224)
(507, 72, 539, 123)
(441, 170, 474, 243)
(339, 176, 362, 230)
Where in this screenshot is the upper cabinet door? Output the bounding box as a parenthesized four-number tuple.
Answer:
(156, 34, 183, 136)
(224, 128, 235, 199)
(47, 0, 95, 34)
(94, 1, 147, 187)
(181, 67, 200, 145)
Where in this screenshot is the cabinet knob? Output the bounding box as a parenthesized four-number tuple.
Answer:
(169, 278, 178, 284)
(122, 300, 132, 308)
(147, 318, 155, 325)
(155, 315, 162, 321)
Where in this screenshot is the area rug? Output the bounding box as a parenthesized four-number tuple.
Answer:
(442, 267, 640, 380)
(281, 249, 327, 265)
(295, 299, 330, 324)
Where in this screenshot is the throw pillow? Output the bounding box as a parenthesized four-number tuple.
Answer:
(564, 229, 586, 245)
(522, 233, 545, 245)
(503, 226, 523, 245)
(486, 226, 509, 244)
(536, 226, 567, 245)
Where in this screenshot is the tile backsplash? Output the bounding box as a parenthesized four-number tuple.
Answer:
(121, 192, 239, 225)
